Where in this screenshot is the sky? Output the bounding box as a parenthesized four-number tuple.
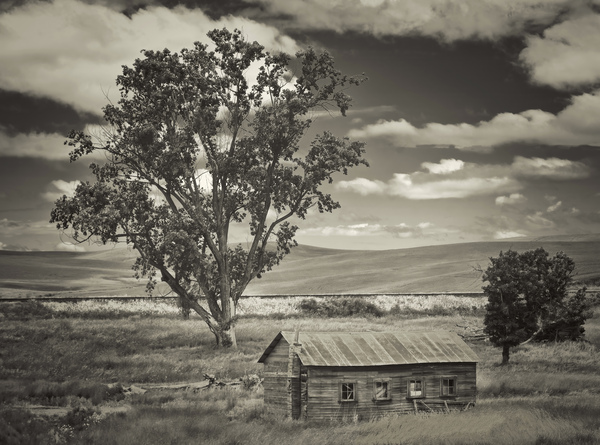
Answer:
(1, 0, 600, 252)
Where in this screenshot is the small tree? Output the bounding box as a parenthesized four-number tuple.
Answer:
(51, 28, 367, 347)
(482, 248, 589, 364)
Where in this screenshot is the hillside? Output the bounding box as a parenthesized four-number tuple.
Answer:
(1, 235, 599, 298)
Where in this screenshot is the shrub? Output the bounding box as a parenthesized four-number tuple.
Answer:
(0, 408, 52, 445)
(297, 297, 384, 318)
(0, 301, 54, 321)
(21, 381, 125, 406)
(63, 406, 101, 431)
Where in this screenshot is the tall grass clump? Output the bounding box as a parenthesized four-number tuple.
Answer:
(0, 381, 126, 407)
(0, 300, 54, 320)
(297, 297, 384, 318)
(41, 299, 181, 319)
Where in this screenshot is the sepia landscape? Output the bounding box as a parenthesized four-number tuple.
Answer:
(1, 235, 600, 444)
(2, 0, 600, 444)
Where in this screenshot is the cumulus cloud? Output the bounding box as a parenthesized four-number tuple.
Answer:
(520, 13, 600, 89)
(42, 180, 81, 202)
(250, 0, 569, 42)
(496, 193, 527, 206)
(337, 173, 520, 200)
(511, 156, 591, 180)
(338, 154, 587, 200)
(348, 90, 600, 149)
(421, 159, 465, 174)
(476, 190, 600, 239)
(0, 0, 299, 115)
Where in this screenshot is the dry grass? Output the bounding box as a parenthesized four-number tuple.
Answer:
(1, 301, 599, 444)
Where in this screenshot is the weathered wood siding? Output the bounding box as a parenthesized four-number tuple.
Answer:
(305, 363, 476, 421)
(262, 337, 290, 417)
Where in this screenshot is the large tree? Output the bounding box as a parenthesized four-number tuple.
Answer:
(482, 248, 589, 364)
(51, 28, 367, 347)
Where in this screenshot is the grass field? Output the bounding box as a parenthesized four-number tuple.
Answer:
(1, 297, 599, 445)
(2, 235, 600, 298)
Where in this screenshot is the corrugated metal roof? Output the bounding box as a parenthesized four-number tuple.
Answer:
(258, 331, 478, 366)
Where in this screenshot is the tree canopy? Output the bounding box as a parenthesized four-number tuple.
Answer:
(51, 28, 368, 347)
(482, 247, 589, 364)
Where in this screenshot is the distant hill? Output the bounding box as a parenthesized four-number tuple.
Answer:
(1, 235, 599, 299)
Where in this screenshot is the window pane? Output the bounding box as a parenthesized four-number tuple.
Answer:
(442, 378, 456, 396)
(409, 379, 422, 397)
(375, 381, 388, 399)
(341, 383, 355, 400)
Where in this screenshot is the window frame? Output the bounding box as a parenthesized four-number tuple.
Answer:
(440, 376, 458, 397)
(338, 381, 358, 403)
(372, 379, 392, 402)
(406, 377, 425, 399)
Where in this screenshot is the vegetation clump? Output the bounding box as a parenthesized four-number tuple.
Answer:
(297, 297, 384, 318)
(482, 248, 591, 364)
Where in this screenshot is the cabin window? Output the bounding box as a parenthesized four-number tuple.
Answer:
(407, 378, 424, 398)
(441, 377, 457, 396)
(339, 382, 357, 402)
(373, 379, 391, 401)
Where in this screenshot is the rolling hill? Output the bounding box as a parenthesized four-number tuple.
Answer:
(1, 235, 599, 299)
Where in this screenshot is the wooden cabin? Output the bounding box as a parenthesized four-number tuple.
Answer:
(258, 330, 478, 421)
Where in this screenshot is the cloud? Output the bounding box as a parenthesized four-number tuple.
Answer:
(421, 159, 465, 175)
(337, 173, 521, 200)
(297, 221, 450, 239)
(526, 211, 555, 228)
(520, 13, 600, 89)
(0, 129, 73, 159)
(496, 193, 527, 206)
(494, 230, 527, 239)
(337, 158, 523, 200)
(348, 90, 600, 149)
(0, 240, 32, 251)
(476, 190, 600, 239)
(338, 153, 587, 200)
(42, 180, 81, 202)
(249, 0, 570, 42)
(0, 124, 130, 159)
(0, 218, 22, 228)
(0, 0, 299, 115)
(547, 201, 562, 212)
(511, 156, 591, 180)
(56, 241, 86, 252)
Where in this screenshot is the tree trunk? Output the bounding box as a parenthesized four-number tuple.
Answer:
(214, 324, 237, 348)
(179, 295, 190, 320)
(208, 298, 238, 348)
(502, 344, 510, 365)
